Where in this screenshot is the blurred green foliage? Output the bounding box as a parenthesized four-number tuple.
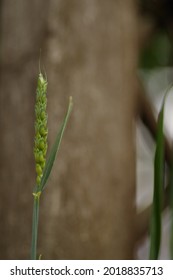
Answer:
(140, 32, 172, 69)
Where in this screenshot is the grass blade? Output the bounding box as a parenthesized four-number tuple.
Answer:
(149, 85, 172, 259)
(149, 99, 165, 259)
(166, 85, 173, 259)
(39, 96, 73, 192)
(170, 181, 173, 259)
(169, 122, 173, 259)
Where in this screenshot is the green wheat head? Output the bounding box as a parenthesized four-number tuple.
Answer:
(31, 69, 73, 259)
(34, 73, 48, 186)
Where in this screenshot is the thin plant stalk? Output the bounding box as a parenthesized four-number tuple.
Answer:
(169, 155, 173, 259)
(149, 102, 164, 259)
(31, 192, 41, 260)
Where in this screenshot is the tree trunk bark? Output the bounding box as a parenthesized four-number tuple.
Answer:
(40, 0, 138, 259)
(0, 0, 49, 259)
(0, 0, 138, 259)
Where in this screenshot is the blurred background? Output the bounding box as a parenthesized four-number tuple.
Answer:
(0, 0, 173, 259)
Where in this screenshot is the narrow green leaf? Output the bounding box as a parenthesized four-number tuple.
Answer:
(169, 103, 173, 259)
(170, 205, 173, 259)
(39, 96, 73, 192)
(149, 101, 165, 259)
(150, 104, 164, 260)
(149, 86, 172, 259)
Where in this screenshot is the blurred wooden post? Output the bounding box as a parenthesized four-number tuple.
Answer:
(0, 0, 48, 259)
(0, 0, 138, 259)
(40, 0, 138, 259)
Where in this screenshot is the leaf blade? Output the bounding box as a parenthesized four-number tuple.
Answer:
(149, 85, 173, 259)
(149, 100, 165, 259)
(39, 96, 73, 192)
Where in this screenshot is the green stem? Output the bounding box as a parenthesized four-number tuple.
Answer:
(170, 169, 173, 259)
(31, 192, 41, 260)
